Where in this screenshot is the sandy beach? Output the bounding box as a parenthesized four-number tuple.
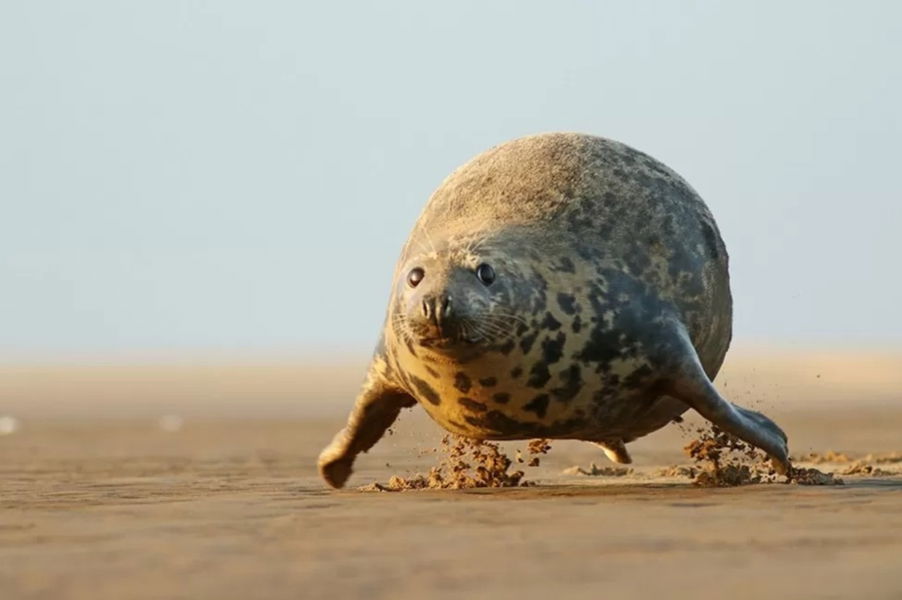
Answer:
(1, 350, 901, 599)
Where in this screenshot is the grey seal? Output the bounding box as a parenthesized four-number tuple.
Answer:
(318, 132, 790, 488)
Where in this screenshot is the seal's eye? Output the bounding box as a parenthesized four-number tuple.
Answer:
(407, 267, 425, 288)
(475, 263, 495, 286)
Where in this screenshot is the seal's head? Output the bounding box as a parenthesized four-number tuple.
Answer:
(389, 235, 525, 353)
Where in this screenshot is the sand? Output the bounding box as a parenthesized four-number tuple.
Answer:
(1, 349, 901, 599)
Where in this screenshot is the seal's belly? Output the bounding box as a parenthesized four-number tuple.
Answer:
(402, 354, 665, 441)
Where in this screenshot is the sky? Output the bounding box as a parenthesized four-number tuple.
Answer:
(1, 1, 900, 361)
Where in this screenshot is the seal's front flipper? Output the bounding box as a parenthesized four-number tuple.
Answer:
(665, 330, 791, 475)
(733, 404, 789, 445)
(593, 440, 632, 464)
(318, 362, 415, 489)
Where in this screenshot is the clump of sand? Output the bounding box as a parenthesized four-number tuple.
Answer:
(789, 467, 844, 485)
(837, 462, 894, 477)
(527, 438, 552, 455)
(655, 465, 699, 479)
(794, 450, 854, 464)
(360, 435, 548, 491)
(562, 463, 633, 477)
(842, 464, 892, 476)
(869, 452, 902, 464)
(792, 450, 900, 477)
(520, 438, 552, 467)
(679, 425, 844, 487)
(682, 426, 777, 487)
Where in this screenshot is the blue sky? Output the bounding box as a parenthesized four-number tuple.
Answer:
(1, 1, 900, 360)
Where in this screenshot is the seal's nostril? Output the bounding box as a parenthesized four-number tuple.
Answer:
(421, 299, 431, 319)
(442, 296, 452, 317)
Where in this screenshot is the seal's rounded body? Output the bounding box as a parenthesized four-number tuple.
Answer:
(319, 133, 789, 488)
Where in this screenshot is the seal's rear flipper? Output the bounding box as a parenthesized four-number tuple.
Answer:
(665, 329, 791, 475)
(593, 440, 633, 464)
(318, 361, 416, 488)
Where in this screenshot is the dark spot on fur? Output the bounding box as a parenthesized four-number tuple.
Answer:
(550, 364, 583, 402)
(523, 394, 550, 419)
(454, 372, 472, 393)
(519, 331, 538, 354)
(464, 411, 532, 436)
(541, 312, 562, 330)
(557, 256, 576, 273)
(425, 366, 439, 378)
(623, 364, 654, 389)
(557, 293, 577, 315)
(479, 376, 497, 387)
(510, 366, 523, 379)
(492, 392, 511, 404)
(527, 362, 551, 389)
(499, 339, 515, 355)
(576, 327, 623, 365)
(576, 272, 653, 367)
(541, 331, 566, 365)
(458, 397, 487, 413)
(571, 315, 582, 333)
(462, 410, 588, 438)
(409, 374, 441, 405)
(590, 372, 624, 407)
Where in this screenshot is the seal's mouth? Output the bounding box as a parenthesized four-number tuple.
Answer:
(418, 334, 481, 349)
(407, 317, 483, 349)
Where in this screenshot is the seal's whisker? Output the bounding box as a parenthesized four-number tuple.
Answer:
(412, 238, 432, 257)
(464, 235, 487, 258)
(492, 312, 529, 325)
(465, 315, 514, 337)
(390, 313, 415, 344)
(470, 318, 511, 339)
(469, 236, 488, 254)
(469, 310, 528, 332)
(466, 322, 491, 342)
(470, 308, 529, 326)
(477, 323, 508, 342)
(421, 225, 439, 255)
(460, 320, 481, 343)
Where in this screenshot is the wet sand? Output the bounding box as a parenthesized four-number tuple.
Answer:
(1, 350, 901, 599)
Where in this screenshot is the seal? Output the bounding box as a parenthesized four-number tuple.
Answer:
(318, 132, 790, 488)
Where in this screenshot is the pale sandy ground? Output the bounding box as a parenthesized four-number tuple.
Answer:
(1, 350, 901, 600)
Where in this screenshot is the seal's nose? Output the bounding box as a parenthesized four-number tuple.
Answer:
(421, 294, 453, 326)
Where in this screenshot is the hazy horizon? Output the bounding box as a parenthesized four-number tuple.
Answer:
(2, 2, 901, 362)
